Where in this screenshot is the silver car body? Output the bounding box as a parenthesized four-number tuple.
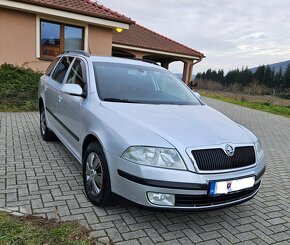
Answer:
(39, 53, 265, 210)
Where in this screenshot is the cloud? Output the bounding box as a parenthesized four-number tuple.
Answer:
(101, 0, 290, 73)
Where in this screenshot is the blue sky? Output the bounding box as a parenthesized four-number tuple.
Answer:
(101, 0, 290, 74)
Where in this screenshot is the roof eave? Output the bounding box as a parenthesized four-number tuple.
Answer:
(0, 0, 131, 28)
(112, 43, 203, 60)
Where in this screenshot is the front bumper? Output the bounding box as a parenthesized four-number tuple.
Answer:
(105, 151, 265, 210)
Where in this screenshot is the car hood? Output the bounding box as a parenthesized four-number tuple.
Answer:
(100, 102, 255, 148)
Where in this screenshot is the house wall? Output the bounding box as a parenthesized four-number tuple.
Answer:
(0, 7, 50, 71)
(88, 25, 112, 56)
(0, 7, 113, 72)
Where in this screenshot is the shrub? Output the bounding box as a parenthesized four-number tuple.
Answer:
(195, 79, 224, 91)
(0, 64, 42, 111)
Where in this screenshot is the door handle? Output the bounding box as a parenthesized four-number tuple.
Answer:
(58, 95, 63, 102)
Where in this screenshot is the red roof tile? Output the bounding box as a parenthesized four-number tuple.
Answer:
(12, 0, 134, 24)
(113, 23, 204, 58)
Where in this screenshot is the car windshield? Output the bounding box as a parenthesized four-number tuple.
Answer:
(93, 62, 201, 105)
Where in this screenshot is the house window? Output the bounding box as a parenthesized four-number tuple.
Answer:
(40, 20, 84, 60)
(64, 26, 84, 51)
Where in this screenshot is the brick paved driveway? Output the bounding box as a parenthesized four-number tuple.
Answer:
(0, 98, 289, 244)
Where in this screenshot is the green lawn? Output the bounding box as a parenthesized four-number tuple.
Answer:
(0, 212, 93, 245)
(203, 93, 290, 118)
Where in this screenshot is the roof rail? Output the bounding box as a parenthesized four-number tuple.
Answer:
(62, 50, 90, 57)
(127, 58, 160, 66)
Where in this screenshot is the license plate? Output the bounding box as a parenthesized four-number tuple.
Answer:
(209, 176, 255, 196)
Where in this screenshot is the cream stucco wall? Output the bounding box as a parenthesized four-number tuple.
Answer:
(88, 25, 112, 56)
(0, 7, 51, 71)
(0, 7, 113, 72)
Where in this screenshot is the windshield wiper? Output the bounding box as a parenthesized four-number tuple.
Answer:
(103, 98, 141, 103)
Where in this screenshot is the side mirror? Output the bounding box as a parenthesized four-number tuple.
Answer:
(61, 84, 83, 97)
(193, 91, 201, 100)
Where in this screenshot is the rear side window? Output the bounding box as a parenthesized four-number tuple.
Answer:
(52, 56, 74, 83)
(66, 59, 87, 89)
(45, 57, 60, 76)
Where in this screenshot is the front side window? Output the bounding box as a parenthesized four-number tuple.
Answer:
(93, 62, 201, 105)
(66, 59, 86, 89)
(52, 56, 74, 83)
(40, 20, 84, 60)
(45, 57, 61, 76)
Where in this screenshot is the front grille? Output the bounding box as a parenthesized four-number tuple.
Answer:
(192, 146, 256, 171)
(175, 182, 260, 207)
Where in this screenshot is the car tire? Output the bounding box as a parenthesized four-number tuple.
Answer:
(83, 142, 111, 206)
(40, 106, 56, 141)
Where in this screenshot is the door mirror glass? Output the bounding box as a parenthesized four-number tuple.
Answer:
(61, 84, 83, 96)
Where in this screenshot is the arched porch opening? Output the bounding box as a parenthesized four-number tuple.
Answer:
(143, 55, 194, 85)
(111, 46, 201, 85)
(112, 48, 135, 58)
(168, 61, 184, 79)
(142, 54, 178, 69)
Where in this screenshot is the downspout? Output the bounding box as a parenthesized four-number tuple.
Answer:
(189, 56, 205, 86)
(193, 56, 205, 66)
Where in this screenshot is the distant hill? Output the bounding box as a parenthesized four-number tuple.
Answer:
(250, 60, 290, 73)
(175, 73, 195, 81)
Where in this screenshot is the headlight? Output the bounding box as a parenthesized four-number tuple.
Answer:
(254, 140, 264, 161)
(122, 146, 186, 170)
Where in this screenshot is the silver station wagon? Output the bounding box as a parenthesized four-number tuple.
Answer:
(38, 51, 265, 210)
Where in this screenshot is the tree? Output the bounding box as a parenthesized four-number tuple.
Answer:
(195, 72, 201, 80)
(217, 69, 224, 82)
(254, 65, 265, 84)
(283, 64, 290, 89)
(274, 68, 283, 89)
(262, 66, 275, 87)
(238, 68, 253, 86)
(223, 69, 240, 85)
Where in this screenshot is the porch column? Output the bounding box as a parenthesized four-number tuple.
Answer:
(182, 61, 193, 85)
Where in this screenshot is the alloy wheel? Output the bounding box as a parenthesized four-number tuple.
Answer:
(85, 152, 103, 197)
(40, 110, 47, 135)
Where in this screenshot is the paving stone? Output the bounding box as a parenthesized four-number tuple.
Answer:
(0, 98, 289, 244)
(161, 230, 185, 240)
(139, 237, 154, 245)
(105, 227, 123, 242)
(122, 230, 147, 240)
(235, 231, 257, 241)
(182, 229, 202, 243)
(198, 231, 222, 241)
(270, 232, 290, 242)
(115, 240, 140, 245)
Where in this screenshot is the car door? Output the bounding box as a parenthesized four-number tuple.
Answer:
(42, 57, 60, 130)
(57, 58, 88, 158)
(45, 56, 74, 134)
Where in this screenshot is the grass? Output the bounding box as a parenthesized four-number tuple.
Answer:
(202, 92, 290, 118)
(0, 212, 94, 245)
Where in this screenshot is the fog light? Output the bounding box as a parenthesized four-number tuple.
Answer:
(147, 192, 175, 206)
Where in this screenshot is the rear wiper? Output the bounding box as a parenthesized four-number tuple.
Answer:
(103, 98, 140, 103)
